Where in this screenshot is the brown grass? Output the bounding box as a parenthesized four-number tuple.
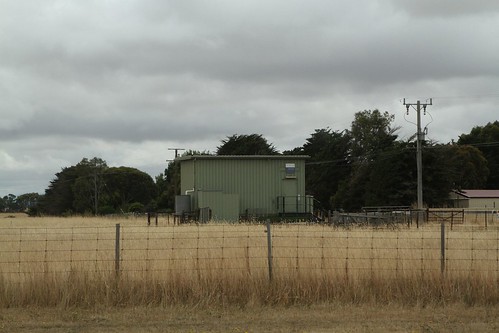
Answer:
(0, 214, 498, 308)
(2, 304, 499, 332)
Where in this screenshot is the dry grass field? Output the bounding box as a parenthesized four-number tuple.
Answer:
(1, 213, 498, 331)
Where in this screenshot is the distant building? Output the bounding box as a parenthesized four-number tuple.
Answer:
(449, 190, 499, 209)
(176, 155, 312, 221)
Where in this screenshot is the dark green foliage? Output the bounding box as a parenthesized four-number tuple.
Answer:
(217, 134, 279, 155)
(71, 157, 108, 215)
(333, 140, 490, 210)
(287, 128, 351, 209)
(364, 142, 416, 207)
(7, 118, 497, 216)
(333, 110, 399, 210)
(347, 110, 398, 163)
(1, 194, 19, 212)
(39, 165, 80, 215)
(104, 167, 157, 212)
(441, 144, 489, 190)
(128, 202, 145, 213)
(157, 160, 180, 210)
(458, 121, 499, 189)
(155, 173, 170, 210)
(156, 150, 211, 211)
(420, 145, 456, 207)
(39, 158, 104, 215)
(314, 111, 492, 210)
(16, 193, 40, 212)
(332, 164, 371, 211)
(1, 193, 41, 215)
(39, 157, 157, 215)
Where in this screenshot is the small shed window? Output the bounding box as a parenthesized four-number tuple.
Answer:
(285, 163, 296, 178)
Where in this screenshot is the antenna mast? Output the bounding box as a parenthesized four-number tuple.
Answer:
(168, 148, 185, 158)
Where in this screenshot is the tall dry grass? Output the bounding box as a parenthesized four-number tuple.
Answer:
(0, 214, 498, 308)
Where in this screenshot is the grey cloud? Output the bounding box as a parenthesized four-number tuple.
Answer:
(386, 0, 499, 17)
(1, 0, 498, 195)
(4, 0, 495, 92)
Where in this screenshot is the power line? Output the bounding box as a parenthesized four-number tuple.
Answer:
(305, 146, 416, 166)
(465, 141, 499, 148)
(430, 93, 499, 100)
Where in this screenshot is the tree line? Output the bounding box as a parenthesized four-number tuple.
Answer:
(159, 111, 498, 213)
(2, 111, 498, 215)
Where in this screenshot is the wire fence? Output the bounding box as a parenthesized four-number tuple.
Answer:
(1, 222, 498, 282)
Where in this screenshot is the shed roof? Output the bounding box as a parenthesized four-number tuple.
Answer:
(453, 189, 499, 199)
(177, 155, 310, 161)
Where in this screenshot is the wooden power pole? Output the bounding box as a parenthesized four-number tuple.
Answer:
(403, 98, 432, 211)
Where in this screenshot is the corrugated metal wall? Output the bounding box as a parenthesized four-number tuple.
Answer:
(449, 192, 499, 209)
(180, 156, 307, 219)
(468, 198, 498, 209)
(180, 160, 196, 209)
(198, 191, 239, 221)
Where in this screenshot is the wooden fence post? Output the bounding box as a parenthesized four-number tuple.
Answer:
(440, 221, 445, 275)
(266, 219, 273, 282)
(115, 223, 121, 277)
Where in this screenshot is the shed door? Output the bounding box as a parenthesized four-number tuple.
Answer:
(282, 179, 298, 213)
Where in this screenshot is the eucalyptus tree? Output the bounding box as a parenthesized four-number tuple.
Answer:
(16, 193, 40, 212)
(1, 194, 18, 212)
(333, 110, 399, 210)
(347, 110, 399, 164)
(72, 157, 108, 215)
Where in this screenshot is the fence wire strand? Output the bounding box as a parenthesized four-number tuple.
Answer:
(1, 223, 498, 281)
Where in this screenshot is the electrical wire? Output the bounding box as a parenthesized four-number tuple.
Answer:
(403, 111, 417, 127)
(431, 93, 499, 100)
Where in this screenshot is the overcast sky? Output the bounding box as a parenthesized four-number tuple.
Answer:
(1, 0, 499, 196)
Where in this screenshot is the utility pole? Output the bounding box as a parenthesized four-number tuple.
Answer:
(403, 98, 432, 211)
(168, 148, 185, 159)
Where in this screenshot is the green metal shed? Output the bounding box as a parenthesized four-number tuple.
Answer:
(177, 155, 312, 221)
